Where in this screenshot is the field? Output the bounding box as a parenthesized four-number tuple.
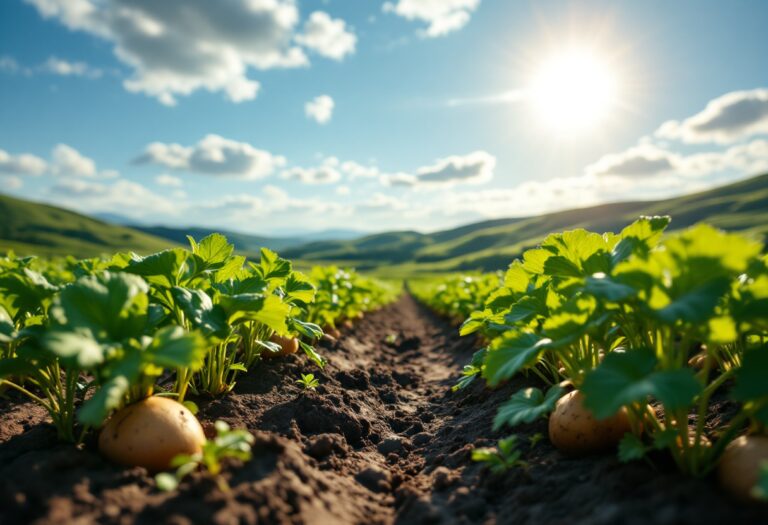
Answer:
(1, 208, 767, 524)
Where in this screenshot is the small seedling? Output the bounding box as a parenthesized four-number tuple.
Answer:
(528, 432, 544, 448)
(385, 333, 397, 344)
(296, 373, 320, 391)
(156, 420, 254, 492)
(471, 435, 528, 474)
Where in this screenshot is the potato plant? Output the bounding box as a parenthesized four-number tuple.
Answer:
(438, 217, 767, 484)
(0, 234, 397, 444)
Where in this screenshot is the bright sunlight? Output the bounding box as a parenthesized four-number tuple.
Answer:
(529, 47, 617, 135)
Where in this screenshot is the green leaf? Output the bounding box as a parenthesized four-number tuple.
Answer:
(581, 348, 701, 419)
(52, 272, 149, 341)
(617, 433, 648, 463)
(252, 248, 292, 281)
(732, 345, 768, 402)
(155, 472, 178, 492)
(171, 287, 227, 336)
(652, 278, 731, 324)
(291, 319, 323, 339)
(148, 326, 207, 371)
(503, 262, 530, 293)
(484, 332, 551, 387)
(299, 340, 326, 368)
(493, 385, 564, 430)
(125, 249, 188, 288)
(43, 330, 105, 369)
(284, 273, 316, 305)
(583, 273, 637, 301)
(78, 375, 131, 427)
(194, 234, 234, 266)
(219, 293, 289, 332)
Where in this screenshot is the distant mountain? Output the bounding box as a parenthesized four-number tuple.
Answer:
(0, 194, 175, 257)
(133, 226, 301, 253)
(283, 173, 768, 273)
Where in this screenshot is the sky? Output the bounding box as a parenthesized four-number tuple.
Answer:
(1, 0, 768, 236)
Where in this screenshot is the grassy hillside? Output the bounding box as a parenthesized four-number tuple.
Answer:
(134, 225, 300, 254)
(0, 194, 175, 257)
(284, 173, 768, 273)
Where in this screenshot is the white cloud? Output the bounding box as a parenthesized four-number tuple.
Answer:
(585, 139, 768, 180)
(49, 178, 175, 218)
(135, 135, 286, 179)
(155, 173, 183, 187)
(585, 143, 677, 178)
(26, 0, 350, 105)
(281, 157, 341, 184)
(340, 160, 379, 179)
(1, 175, 23, 190)
(336, 185, 351, 196)
(381, 151, 495, 187)
(295, 11, 356, 60)
(305, 95, 335, 124)
(42, 56, 102, 78)
(656, 89, 768, 144)
(357, 192, 406, 211)
(0, 149, 48, 176)
(51, 144, 98, 177)
(383, 0, 480, 37)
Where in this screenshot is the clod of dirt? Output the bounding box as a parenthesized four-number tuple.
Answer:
(305, 433, 348, 459)
(356, 465, 392, 493)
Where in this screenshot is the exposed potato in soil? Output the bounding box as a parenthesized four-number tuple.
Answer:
(548, 390, 632, 455)
(718, 435, 768, 502)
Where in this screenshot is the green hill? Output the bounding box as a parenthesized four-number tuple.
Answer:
(283, 173, 768, 274)
(0, 194, 175, 257)
(133, 225, 302, 254)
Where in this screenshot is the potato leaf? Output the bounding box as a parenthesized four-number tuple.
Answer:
(493, 385, 564, 430)
(581, 348, 701, 419)
(484, 332, 551, 387)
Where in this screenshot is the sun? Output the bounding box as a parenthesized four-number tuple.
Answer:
(529, 48, 617, 136)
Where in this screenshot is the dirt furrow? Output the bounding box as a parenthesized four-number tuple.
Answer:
(1, 294, 765, 524)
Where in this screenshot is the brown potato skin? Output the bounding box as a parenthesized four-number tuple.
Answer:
(548, 390, 632, 456)
(718, 435, 768, 502)
(265, 334, 299, 357)
(98, 397, 205, 472)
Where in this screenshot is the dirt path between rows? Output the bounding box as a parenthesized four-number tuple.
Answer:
(1, 294, 765, 524)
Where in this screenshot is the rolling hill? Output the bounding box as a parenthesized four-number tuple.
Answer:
(2, 173, 766, 270)
(283, 173, 768, 274)
(0, 193, 176, 257)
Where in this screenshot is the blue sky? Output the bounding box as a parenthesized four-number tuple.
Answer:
(1, 0, 768, 235)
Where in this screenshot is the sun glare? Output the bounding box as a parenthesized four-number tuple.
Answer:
(529, 48, 617, 136)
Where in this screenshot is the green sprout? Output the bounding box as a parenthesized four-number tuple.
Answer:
(155, 420, 254, 492)
(296, 373, 320, 391)
(471, 436, 528, 474)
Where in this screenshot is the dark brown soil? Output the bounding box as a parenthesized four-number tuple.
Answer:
(1, 294, 766, 524)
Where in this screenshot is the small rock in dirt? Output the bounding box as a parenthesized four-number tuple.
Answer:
(412, 432, 432, 446)
(432, 466, 457, 490)
(355, 466, 392, 493)
(378, 436, 407, 455)
(305, 433, 347, 459)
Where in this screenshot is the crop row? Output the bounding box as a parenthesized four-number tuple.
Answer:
(0, 233, 397, 449)
(413, 217, 768, 502)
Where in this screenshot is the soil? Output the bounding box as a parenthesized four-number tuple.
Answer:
(1, 294, 766, 525)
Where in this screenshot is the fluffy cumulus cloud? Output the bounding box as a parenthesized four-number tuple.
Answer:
(656, 89, 768, 144)
(50, 144, 98, 177)
(383, 0, 480, 37)
(305, 95, 334, 124)
(50, 178, 175, 218)
(0, 149, 48, 176)
(135, 135, 286, 179)
(585, 139, 768, 181)
(25, 0, 356, 105)
(282, 156, 342, 184)
(585, 144, 678, 178)
(381, 151, 495, 187)
(295, 12, 356, 60)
